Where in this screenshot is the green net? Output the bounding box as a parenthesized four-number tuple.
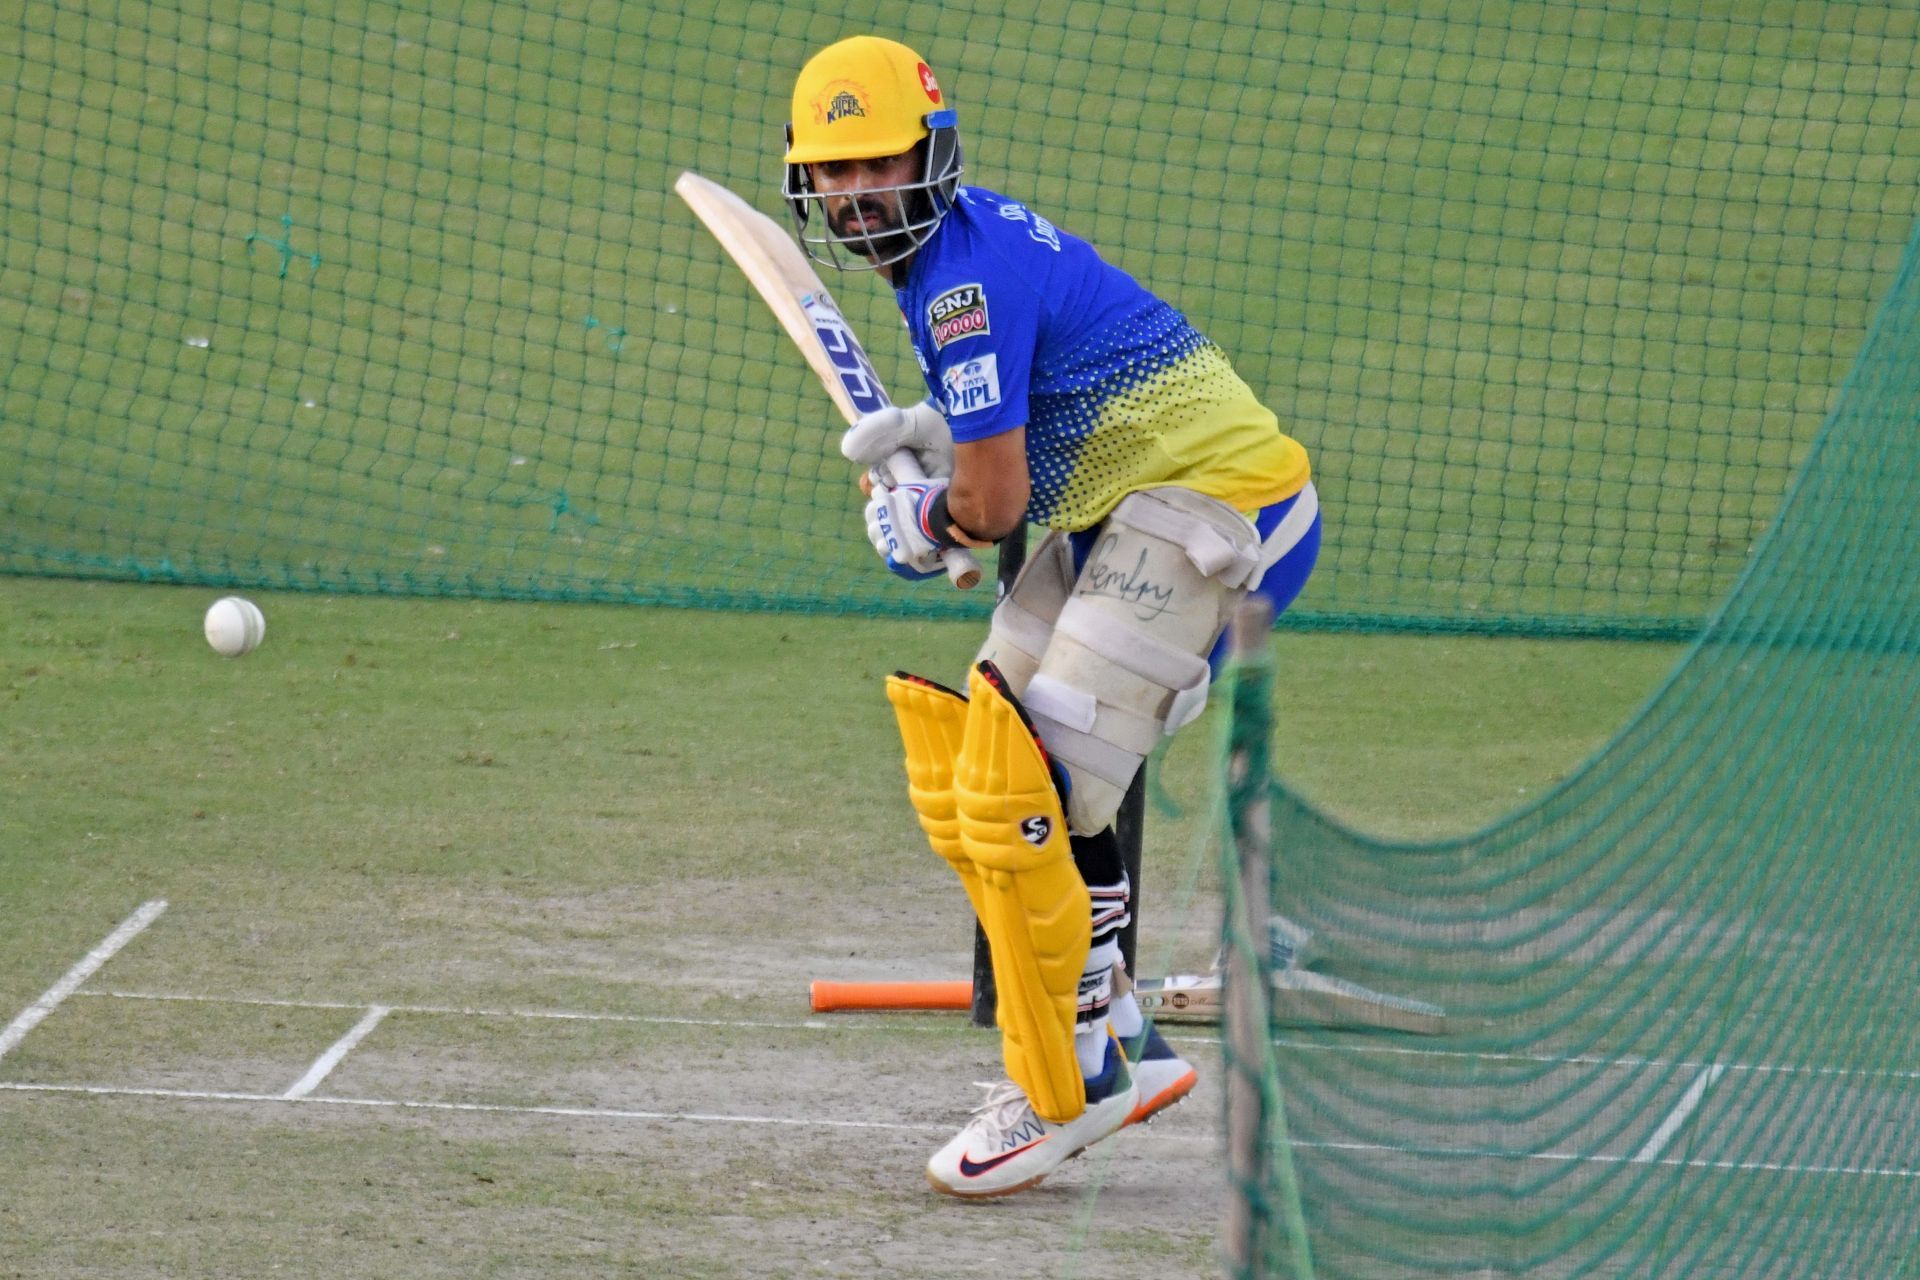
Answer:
(5, 3, 1916, 633)
(1218, 217, 1919, 1275)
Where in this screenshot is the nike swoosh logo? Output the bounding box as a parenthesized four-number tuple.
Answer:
(957, 1136, 1049, 1178)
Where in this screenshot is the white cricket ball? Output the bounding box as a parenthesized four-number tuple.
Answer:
(203, 595, 266, 658)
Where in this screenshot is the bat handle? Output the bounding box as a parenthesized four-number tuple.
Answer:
(943, 549, 984, 590)
(881, 449, 982, 590)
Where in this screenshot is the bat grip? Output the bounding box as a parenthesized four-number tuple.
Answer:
(879, 449, 982, 590)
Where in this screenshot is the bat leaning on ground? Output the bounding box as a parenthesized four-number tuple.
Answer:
(674, 171, 982, 590)
(1134, 970, 1449, 1036)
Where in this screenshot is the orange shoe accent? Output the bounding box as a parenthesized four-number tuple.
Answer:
(1126, 1062, 1199, 1126)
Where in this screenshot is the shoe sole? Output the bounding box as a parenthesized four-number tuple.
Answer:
(927, 1168, 1051, 1199)
(927, 1088, 1139, 1199)
(1125, 1065, 1198, 1127)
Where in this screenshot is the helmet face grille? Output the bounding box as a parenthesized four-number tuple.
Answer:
(782, 124, 964, 272)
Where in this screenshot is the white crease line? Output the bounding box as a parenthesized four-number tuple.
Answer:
(284, 1006, 389, 1100)
(0, 1080, 955, 1134)
(79, 988, 1920, 1083)
(84, 988, 843, 1032)
(1204, 1030, 1920, 1083)
(1, 1079, 1909, 1180)
(1292, 1131, 1918, 1181)
(0, 901, 168, 1063)
(1633, 1062, 1727, 1163)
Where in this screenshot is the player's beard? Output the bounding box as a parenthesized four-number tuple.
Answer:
(831, 195, 915, 266)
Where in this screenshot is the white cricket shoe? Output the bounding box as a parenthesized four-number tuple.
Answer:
(1121, 1023, 1199, 1127)
(926, 1041, 1138, 1199)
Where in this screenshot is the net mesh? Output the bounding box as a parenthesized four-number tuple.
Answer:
(5, 2, 1916, 633)
(1218, 217, 1920, 1275)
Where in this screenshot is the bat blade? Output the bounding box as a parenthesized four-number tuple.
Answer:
(673, 171, 980, 589)
(797, 291, 890, 420)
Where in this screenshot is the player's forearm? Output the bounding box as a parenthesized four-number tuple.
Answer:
(947, 428, 1030, 542)
(943, 473, 1027, 543)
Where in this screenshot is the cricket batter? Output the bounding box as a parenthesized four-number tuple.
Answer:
(783, 35, 1321, 1197)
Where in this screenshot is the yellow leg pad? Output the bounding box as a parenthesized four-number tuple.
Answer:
(885, 674, 985, 923)
(957, 662, 1091, 1124)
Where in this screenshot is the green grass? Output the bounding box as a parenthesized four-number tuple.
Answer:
(3, 2, 1917, 627)
(1, 1, 1913, 1273)
(0, 575, 1683, 1277)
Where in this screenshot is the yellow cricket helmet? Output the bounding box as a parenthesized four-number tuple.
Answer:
(782, 36, 964, 271)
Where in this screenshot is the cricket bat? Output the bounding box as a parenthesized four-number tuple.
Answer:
(674, 171, 982, 590)
(1134, 970, 1450, 1036)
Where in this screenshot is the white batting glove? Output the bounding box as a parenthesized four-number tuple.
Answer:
(840, 400, 954, 481)
(864, 479, 949, 581)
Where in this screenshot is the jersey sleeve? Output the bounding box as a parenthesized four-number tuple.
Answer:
(921, 245, 1039, 443)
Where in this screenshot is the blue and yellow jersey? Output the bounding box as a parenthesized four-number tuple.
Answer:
(894, 186, 1308, 531)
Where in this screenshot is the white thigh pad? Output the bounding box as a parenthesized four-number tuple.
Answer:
(972, 529, 1075, 700)
(1022, 487, 1261, 833)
